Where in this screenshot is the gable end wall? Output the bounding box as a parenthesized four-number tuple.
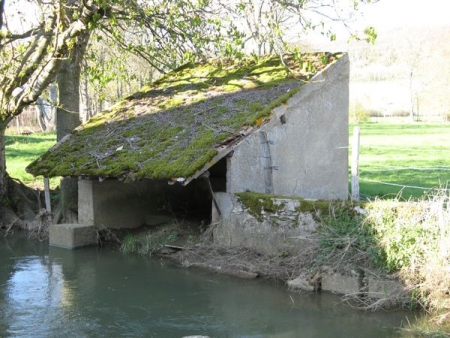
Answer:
(226, 54, 349, 200)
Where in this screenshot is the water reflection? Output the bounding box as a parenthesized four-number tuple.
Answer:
(0, 234, 416, 337)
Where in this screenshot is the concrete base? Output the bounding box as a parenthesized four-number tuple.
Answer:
(49, 223, 97, 249)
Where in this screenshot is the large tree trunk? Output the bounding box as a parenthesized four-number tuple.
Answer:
(56, 63, 82, 142)
(80, 77, 91, 124)
(54, 31, 90, 224)
(55, 61, 81, 224)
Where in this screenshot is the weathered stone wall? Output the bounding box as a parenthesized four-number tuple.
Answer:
(212, 192, 319, 254)
(226, 54, 349, 200)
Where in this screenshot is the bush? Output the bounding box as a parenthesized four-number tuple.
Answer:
(317, 205, 386, 270)
(120, 229, 179, 255)
(317, 190, 450, 315)
(366, 190, 450, 311)
(391, 110, 409, 117)
(350, 101, 371, 123)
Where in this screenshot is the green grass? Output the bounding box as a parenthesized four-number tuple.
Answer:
(4, 122, 450, 198)
(350, 123, 450, 200)
(5, 131, 57, 189)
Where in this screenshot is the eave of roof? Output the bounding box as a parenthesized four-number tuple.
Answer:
(26, 52, 342, 183)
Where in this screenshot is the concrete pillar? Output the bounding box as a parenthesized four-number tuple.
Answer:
(78, 179, 94, 225)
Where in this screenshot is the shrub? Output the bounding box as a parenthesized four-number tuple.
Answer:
(391, 110, 409, 117)
(318, 190, 450, 315)
(366, 190, 450, 311)
(317, 205, 386, 270)
(350, 101, 371, 123)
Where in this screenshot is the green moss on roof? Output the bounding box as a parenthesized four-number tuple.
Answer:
(27, 52, 342, 180)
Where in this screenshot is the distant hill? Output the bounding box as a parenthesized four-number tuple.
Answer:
(307, 25, 450, 121)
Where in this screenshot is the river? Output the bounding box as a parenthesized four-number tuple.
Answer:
(0, 234, 417, 338)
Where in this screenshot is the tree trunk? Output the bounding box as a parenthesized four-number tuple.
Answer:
(55, 31, 90, 224)
(36, 98, 47, 132)
(50, 83, 58, 129)
(0, 120, 38, 231)
(56, 62, 82, 142)
(409, 69, 415, 122)
(80, 77, 90, 123)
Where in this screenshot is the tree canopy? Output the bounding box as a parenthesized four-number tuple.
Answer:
(0, 0, 376, 204)
(0, 0, 376, 122)
(0, 0, 241, 125)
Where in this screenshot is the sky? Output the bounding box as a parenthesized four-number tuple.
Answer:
(361, 0, 450, 29)
(302, 0, 450, 48)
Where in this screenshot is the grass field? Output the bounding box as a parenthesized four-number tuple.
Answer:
(350, 123, 450, 200)
(5, 123, 450, 199)
(5, 131, 57, 189)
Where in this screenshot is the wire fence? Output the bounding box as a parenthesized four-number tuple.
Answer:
(350, 127, 450, 200)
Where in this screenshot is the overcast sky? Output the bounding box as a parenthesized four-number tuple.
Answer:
(361, 0, 450, 28)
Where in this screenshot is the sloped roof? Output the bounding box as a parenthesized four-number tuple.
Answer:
(26, 53, 342, 183)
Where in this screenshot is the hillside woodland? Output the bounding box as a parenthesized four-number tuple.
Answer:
(347, 25, 450, 122)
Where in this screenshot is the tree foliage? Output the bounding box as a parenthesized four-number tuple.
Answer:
(0, 0, 376, 210)
(0, 0, 244, 125)
(78, 0, 378, 114)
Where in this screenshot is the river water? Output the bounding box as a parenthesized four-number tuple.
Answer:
(0, 234, 417, 338)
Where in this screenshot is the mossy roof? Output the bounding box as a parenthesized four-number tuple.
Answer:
(26, 52, 342, 183)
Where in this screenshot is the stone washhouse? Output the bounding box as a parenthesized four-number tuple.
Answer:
(27, 52, 350, 249)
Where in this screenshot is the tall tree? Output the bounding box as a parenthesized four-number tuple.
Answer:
(0, 1, 100, 221)
(0, 0, 376, 226)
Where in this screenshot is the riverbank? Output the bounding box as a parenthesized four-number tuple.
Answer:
(2, 188, 450, 336)
(0, 233, 415, 338)
(109, 190, 450, 337)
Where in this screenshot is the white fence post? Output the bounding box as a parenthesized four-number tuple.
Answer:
(351, 126, 360, 201)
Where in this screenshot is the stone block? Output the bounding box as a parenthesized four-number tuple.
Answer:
(321, 271, 361, 294)
(49, 223, 97, 249)
(287, 276, 315, 292)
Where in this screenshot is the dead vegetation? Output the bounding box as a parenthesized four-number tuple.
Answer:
(174, 240, 320, 282)
(0, 177, 51, 240)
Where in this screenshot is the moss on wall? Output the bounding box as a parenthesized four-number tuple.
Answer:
(236, 192, 286, 221)
(236, 192, 365, 223)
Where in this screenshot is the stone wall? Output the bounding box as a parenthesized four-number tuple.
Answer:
(212, 192, 319, 254)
